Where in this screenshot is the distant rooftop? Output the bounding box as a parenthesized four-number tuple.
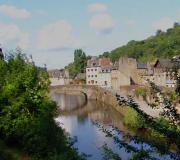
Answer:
(154, 59, 174, 69)
(137, 63, 147, 69)
(48, 69, 69, 78)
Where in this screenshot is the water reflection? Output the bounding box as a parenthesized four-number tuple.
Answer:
(53, 93, 179, 160)
(51, 92, 86, 111)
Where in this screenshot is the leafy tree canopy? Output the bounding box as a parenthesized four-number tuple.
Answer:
(100, 22, 180, 63)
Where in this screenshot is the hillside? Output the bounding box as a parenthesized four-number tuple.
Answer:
(100, 22, 180, 63)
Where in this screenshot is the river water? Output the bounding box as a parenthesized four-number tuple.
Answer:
(51, 92, 179, 160)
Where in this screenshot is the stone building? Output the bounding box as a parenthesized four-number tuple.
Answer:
(118, 58, 139, 84)
(48, 69, 70, 86)
(111, 70, 130, 90)
(153, 59, 176, 87)
(137, 62, 154, 85)
(86, 57, 133, 89)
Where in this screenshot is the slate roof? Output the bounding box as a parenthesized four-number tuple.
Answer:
(137, 63, 147, 69)
(154, 59, 174, 69)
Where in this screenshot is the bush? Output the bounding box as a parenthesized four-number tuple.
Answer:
(123, 107, 146, 129)
(134, 87, 148, 98)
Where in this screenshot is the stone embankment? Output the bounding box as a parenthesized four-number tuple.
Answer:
(51, 85, 163, 118)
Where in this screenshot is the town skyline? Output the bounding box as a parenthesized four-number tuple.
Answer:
(0, 0, 180, 68)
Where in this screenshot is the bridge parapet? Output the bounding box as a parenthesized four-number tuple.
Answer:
(50, 85, 119, 107)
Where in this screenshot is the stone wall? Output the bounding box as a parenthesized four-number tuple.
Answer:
(118, 58, 139, 84)
(50, 85, 119, 109)
(50, 78, 70, 86)
(111, 70, 130, 90)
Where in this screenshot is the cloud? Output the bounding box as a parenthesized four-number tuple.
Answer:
(0, 4, 30, 19)
(152, 17, 174, 31)
(88, 3, 107, 13)
(37, 20, 80, 51)
(89, 13, 115, 34)
(0, 22, 30, 49)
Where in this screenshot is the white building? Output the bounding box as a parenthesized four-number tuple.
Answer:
(98, 66, 112, 88)
(86, 57, 112, 88)
(86, 66, 101, 85)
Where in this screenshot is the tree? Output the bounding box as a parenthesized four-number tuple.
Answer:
(174, 22, 180, 28)
(67, 49, 87, 78)
(0, 49, 84, 160)
(99, 24, 180, 63)
(74, 49, 87, 73)
(156, 29, 163, 35)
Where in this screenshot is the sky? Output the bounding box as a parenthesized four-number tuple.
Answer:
(0, 0, 180, 69)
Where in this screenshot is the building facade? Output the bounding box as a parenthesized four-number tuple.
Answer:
(86, 57, 112, 88)
(111, 70, 130, 90)
(153, 59, 176, 88)
(48, 69, 70, 86)
(86, 66, 101, 85)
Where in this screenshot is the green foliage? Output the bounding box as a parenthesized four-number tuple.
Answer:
(129, 150, 150, 160)
(100, 23, 180, 62)
(66, 49, 87, 78)
(123, 107, 146, 129)
(134, 87, 148, 98)
(102, 144, 121, 160)
(0, 49, 83, 160)
(163, 88, 178, 102)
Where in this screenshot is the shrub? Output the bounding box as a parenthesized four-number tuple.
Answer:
(134, 87, 148, 98)
(123, 107, 146, 129)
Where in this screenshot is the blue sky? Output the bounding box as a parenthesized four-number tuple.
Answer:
(0, 0, 180, 68)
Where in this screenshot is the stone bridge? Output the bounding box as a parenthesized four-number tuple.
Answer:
(50, 85, 119, 107)
(50, 85, 167, 118)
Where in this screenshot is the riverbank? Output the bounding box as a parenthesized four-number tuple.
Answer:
(53, 92, 180, 160)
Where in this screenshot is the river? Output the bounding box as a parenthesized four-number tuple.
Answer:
(51, 92, 179, 160)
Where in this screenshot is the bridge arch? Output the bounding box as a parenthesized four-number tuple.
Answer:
(50, 85, 119, 109)
(50, 85, 98, 100)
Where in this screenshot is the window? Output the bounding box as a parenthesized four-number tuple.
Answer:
(88, 81, 90, 84)
(106, 69, 108, 72)
(95, 75, 97, 77)
(104, 81, 107, 85)
(95, 69, 97, 71)
(91, 80, 94, 84)
(88, 69, 90, 72)
(91, 75, 93, 77)
(88, 75, 90, 77)
(91, 69, 93, 71)
(95, 81, 97, 84)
